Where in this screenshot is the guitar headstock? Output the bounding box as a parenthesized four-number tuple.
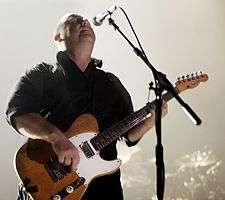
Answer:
(175, 72, 208, 93)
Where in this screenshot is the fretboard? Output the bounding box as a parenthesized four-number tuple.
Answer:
(90, 89, 177, 151)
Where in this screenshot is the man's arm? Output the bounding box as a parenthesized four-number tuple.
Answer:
(5, 65, 79, 170)
(15, 113, 80, 170)
(127, 102, 168, 143)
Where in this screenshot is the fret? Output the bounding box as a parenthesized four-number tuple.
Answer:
(90, 104, 150, 151)
(99, 135, 107, 146)
(103, 132, 113, 144)
(110, 125, 119, 135)
(95, 141, 103, 150)
(104, 132, 113, 141)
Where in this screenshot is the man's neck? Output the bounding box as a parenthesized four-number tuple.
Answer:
(66, 46, 93, 72)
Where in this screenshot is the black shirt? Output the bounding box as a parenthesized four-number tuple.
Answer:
(6, 51, 138, 199)
(6, 51, 136, 158)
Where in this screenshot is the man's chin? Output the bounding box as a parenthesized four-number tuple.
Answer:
(80, 36, 95, 44)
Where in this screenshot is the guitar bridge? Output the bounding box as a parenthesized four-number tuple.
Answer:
(45, 156, 70, 182)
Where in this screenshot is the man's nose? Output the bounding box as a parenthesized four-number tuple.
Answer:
(81, 19, 89, 26)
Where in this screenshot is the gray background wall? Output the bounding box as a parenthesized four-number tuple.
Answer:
(0, 0, 224, 199)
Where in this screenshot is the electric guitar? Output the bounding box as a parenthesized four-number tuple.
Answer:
(14, 72, 208, 200)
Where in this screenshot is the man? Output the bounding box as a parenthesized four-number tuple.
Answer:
(6, 13, 168, 199)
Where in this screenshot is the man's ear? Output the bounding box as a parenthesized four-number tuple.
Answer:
(54, 33, 64, 42)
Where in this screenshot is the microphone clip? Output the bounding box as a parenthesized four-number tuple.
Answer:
(93, 5, 118, 26)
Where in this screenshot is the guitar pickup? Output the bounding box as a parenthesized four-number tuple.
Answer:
(79, 141, 95, 158)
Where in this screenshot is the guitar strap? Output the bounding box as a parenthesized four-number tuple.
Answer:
(17, 183, 30, 200)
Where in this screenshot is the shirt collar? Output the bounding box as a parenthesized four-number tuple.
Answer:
(56, 51, 102, 76)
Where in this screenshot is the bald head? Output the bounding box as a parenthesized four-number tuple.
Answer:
(54, 13, 81, 43)
(53, 13, 95, 52)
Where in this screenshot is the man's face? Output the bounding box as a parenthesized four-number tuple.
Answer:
(61, 14, 96, 49)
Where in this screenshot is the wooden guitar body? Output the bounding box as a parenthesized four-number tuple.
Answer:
(15, 114, 121, 200)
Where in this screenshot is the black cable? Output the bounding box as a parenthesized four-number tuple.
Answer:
(118, 7, 148, 59)
(117, 6, 158, 86)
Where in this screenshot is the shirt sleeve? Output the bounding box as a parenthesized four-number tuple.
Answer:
(107, 72, 140, 147)
(5, 65, 45, 133)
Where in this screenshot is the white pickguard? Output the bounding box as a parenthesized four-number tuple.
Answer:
(70, 132, 121, 186)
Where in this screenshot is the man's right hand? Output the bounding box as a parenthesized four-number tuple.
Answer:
(15, 113, 80, 171)
(50, 133, 80, 171)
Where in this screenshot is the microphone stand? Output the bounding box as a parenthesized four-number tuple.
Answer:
(107, 17, 202, 200)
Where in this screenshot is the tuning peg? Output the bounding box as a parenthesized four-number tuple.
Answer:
(200, 71, 204, 77)
(181, 75, 186, 82)
(195, 72, 200, 79)
(177, 77, 181, 81)
(186, 74, 190, 79)
(191, 73, 195, 80)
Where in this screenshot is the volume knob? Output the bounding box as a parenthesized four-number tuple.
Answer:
(66, 186, 74, 193)
(53, 195, 61, 200)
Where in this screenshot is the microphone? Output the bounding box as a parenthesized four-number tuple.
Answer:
(92, 6, 117, 26)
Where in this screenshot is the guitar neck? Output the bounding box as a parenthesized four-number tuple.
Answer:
(90, 88, 178, 151)
(149, 88, 179, 107)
